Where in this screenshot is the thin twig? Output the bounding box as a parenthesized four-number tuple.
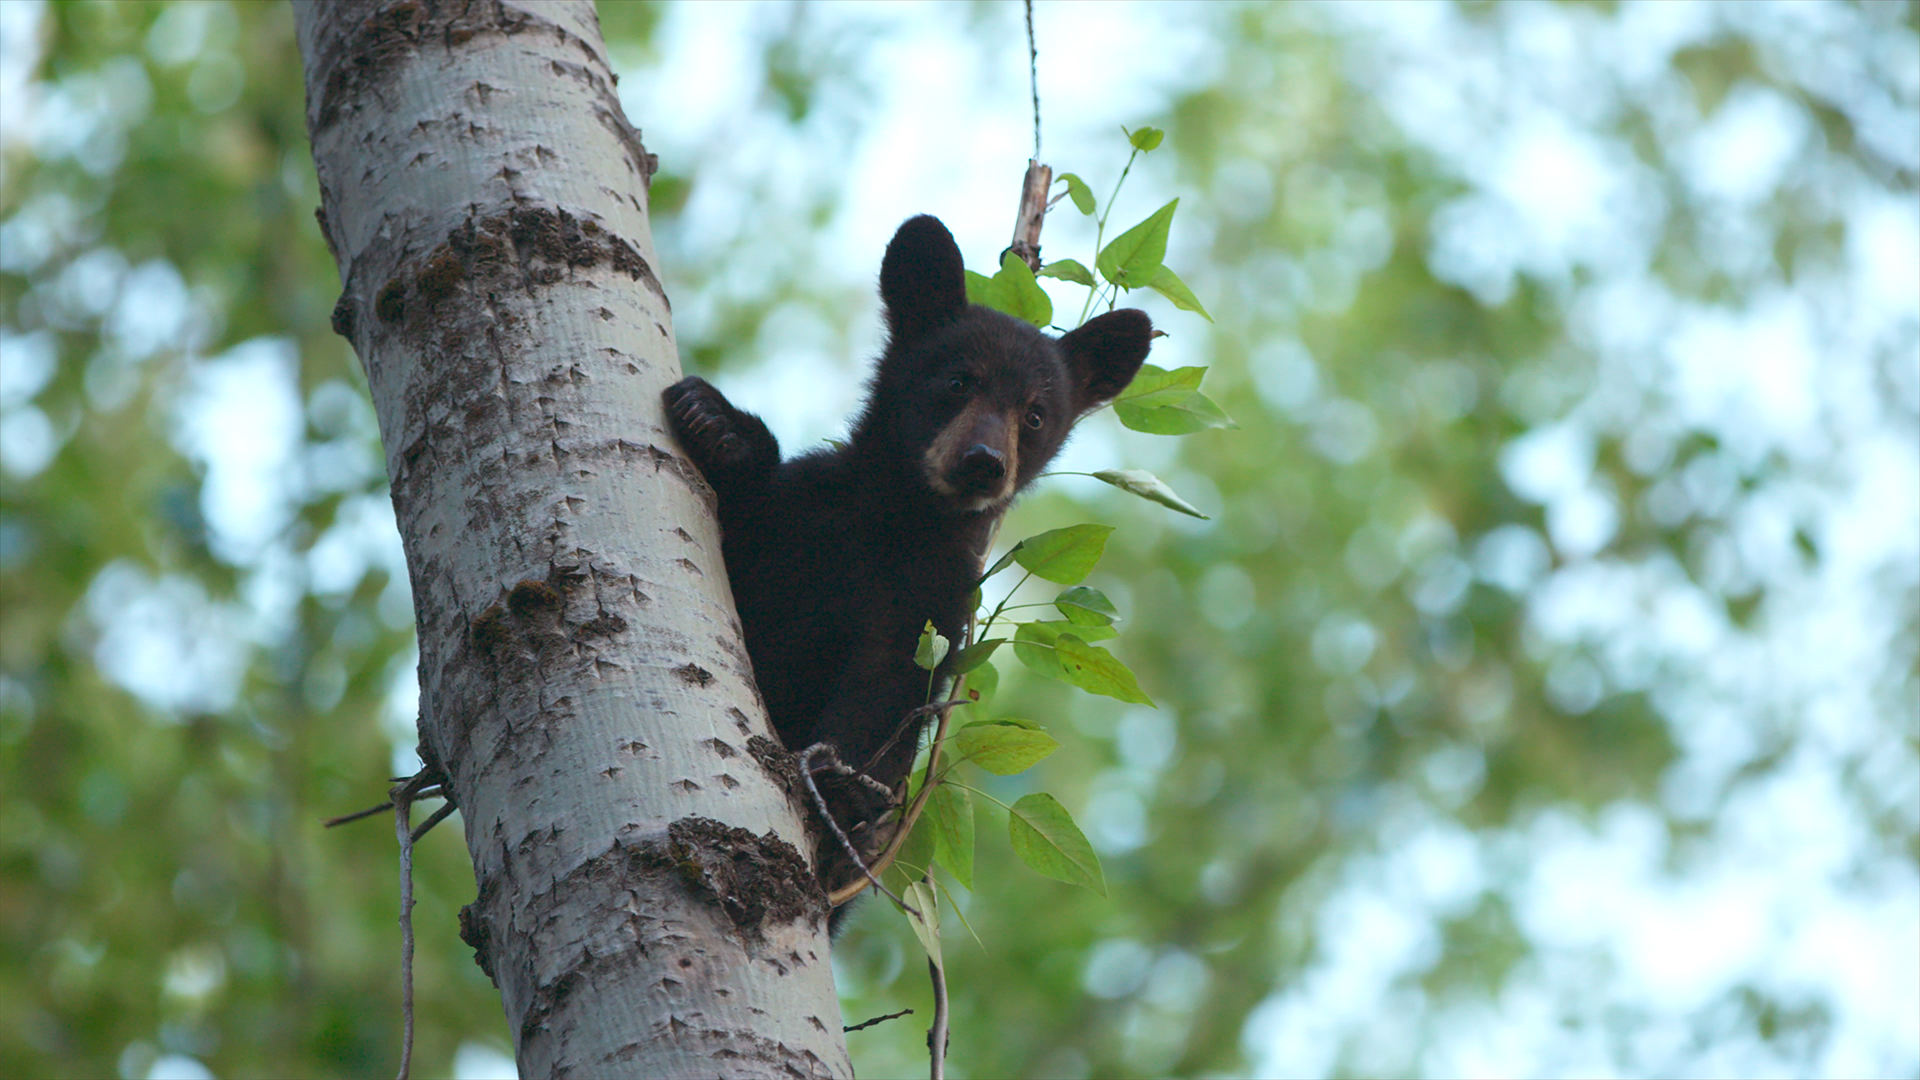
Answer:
(858, 698, 974, 776)
(976, 568, 1033, 642)
(825, 691, 961, 910)
(410, 800, 457, 843)
(393, 787, 417, 1080)
(1007, 0, 1050, 272)
(927, 955, 950, 1080)
(1025, 0, 1040, 159)
(799, 743, 918, 918)
(327, 784, 445, 828)
(369, 767, 447, 1080)
(1077, 144, 1143, 325)
(327, 800, 394, 827)
(844, 1007, 914, 1033)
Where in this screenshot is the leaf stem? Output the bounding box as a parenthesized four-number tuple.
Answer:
(1079, 144, 1142, 325)
(977, 569, 1034, 642)
(951, 781, 1014, 814)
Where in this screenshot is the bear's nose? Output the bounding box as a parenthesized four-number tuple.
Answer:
(957, 443, 1006, 484)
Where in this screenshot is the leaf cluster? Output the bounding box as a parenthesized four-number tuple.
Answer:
(888, 521, 1159, 959)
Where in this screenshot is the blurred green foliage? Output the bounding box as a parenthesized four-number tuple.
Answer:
(2, 2, 1914, 1079)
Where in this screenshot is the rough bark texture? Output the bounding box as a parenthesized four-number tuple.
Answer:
(293, 3, 851, 1076)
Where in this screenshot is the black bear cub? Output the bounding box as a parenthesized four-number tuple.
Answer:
(663, 215, 1153, 925)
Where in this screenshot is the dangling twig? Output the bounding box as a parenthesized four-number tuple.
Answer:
(927, 954, 951, 1080)
(353, 766, 448, 1080)
(324, 762, 449, 1079)
(858, 698, 975, 777)
(1008, 0, 1050, 274)
(393, 782, 418, 1080)
(1025, 0, 1041, 160)
(798, 743, 918, 919)
(824, 688, 967, 910)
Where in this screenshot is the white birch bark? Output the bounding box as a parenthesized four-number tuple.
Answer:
(293, 3, 851, 1076)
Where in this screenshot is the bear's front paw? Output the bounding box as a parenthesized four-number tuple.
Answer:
(664, 376, 758, 469)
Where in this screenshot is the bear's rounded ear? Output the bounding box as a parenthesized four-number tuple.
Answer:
(1060, 308, 1154, 411)
(880, 215, 968, 348)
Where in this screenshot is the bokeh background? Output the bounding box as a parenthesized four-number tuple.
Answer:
(2, 2, 1915, 1077)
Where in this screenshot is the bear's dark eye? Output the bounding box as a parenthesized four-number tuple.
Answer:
(948, 374, 969, 394)
(1024, 407, 1045, 430)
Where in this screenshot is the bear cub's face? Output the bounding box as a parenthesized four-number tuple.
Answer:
(858, 216, 1155, 516)
(894, 316, 1077, 513)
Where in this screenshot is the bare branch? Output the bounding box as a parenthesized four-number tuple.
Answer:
(799, 743, 918, 918)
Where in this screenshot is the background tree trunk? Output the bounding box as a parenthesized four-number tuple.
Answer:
(293, 2, 850, 1076)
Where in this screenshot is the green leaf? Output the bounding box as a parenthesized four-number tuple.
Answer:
(1127, 125, 1165, 152)
(981, 543, 1024, 582)
(1014, 620, 1117, 682)
(1114, 400, 1203, 434)
(1147, 264, 1213, 322)
(1038, 258, 1095, 287)
(1008, 793, 1106, 895)
(904, 879, 943, 968)
(997, 250, 1053, 327)
(1042, 619, 1115, 643)
(950, 637, 1006, 675)
(1057, 172, 1095, 215)
(928, 783, 975, 890)
(898, 807, 936, 864)
(1012, 523, 1114, 585)
(955, 719, 1060, 775)
(914, 621, 949, 672)
(1181, 391, 1237, 428)
(1013, 623, 1071, 683)
(1116, 363, 1206, 408)
(1053, 585, 1119, 625)
(1096, 198, 1177, 290)
(892, 811, 936, 888)
(1090, 468, 1211, 519)
(1113, 367, 1237, 434)
(964, 268, 1006, 311)
(1055, 633, 1154, 705)
(963, 660, 998, 711)
(1116, 389, 1237, 435)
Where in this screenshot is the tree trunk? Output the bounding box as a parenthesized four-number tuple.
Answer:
(293, 3, 851, 1076)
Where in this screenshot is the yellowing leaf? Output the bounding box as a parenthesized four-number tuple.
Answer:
(1055, 633, 1154, 706)
(955, 719, 1060, 775)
